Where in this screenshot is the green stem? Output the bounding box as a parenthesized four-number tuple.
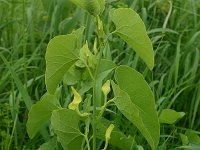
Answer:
(84, 62, 95, 81)
(97, 99, 115, 120)
(92, 78, 97, 150)
(84, 135, 91, 150)
(104, 95, 107, 106)
(92, 39, 104, 150)
(103, 141, 108, 150)
(92, 14, 112, 149)
(76, 108, 91, 117)
(92, 16, 105, 150)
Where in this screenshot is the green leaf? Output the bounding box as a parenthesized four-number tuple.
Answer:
(70, 0, 105, 16)
(185, 130, 200, 144)
(179, 133, 189, 146)
(177, 144, 200, 150)
(79, 80, 93, 95)
(37, 137, 56, 150)
(111, 82, 154, 150)
(45, 34, 79, 94)
(58, 11, 83, 35)
(110, 8, 154, 69)
(72, 26, 85, 48)
(51, 109, 84, 150)
(27, 93, 61, 139)
(63, 65, 81, 85)
(114, 66, 160, 150)
(77, 59, 116, 104)
(159, 109, 185, 124)
(79, 42, 96, 68)
(97, 118, 136, 150)
(82, 94, 92, 112)
(137, 145, 144, 150)
(98, 0, 105, 14)
(97, 59, 117, 77)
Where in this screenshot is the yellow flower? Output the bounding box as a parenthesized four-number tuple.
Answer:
(68, 87, 81, 110)
(103, 124, 115, 150)
(102, 80, 111, 97)
(105, 124, 114, 141)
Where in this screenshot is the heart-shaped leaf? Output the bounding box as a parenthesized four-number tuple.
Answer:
(110, 8, 154, 69)
(113, 66, 160, 150)
(45, 34, 79, 94)
(51, 109, 84, 150)
(27, 93, 61, 138)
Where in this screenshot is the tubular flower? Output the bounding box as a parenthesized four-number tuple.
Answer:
(103, 124, 115, 150)
(68, 87, 81, 110)
(105, 124, 114, 141)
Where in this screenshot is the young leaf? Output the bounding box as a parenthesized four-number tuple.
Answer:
(79, 42, 96, 68)
(70, 0, 105, 16)
(51, 109, 84, 150)
(77, 59, 116, 97)
(72, 26, 85, 37)
(79, 80, 93, 95)
(159, 109, 185, 124)
(83, 94, 92, 112)
(97, 118, 136, 150)
(110, 8, 154, 70)
(27, 93, 61, 139)
(45, 34, 79, 94)
(114, 66, 160, 150)
(72, 26, 85, 48)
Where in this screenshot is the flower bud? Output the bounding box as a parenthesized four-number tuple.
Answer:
(105, 124, 114, 142)
(102, 80, 111, 97)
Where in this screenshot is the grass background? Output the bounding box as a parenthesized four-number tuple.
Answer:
(0, 0, 200, 149)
